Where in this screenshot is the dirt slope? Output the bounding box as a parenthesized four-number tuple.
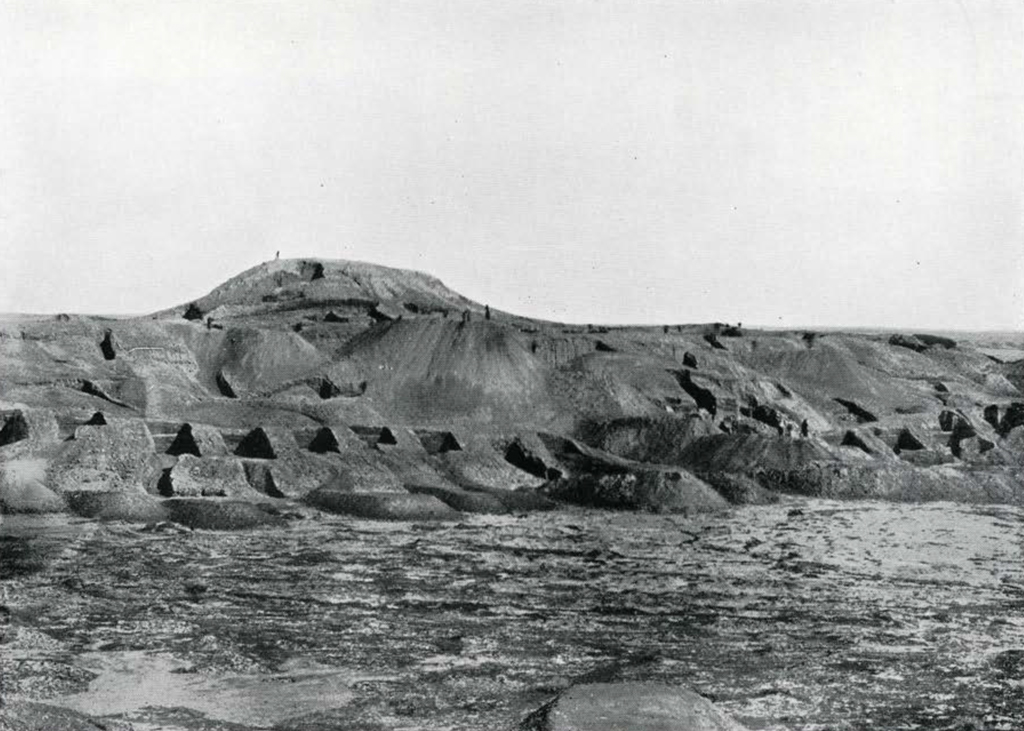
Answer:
(338, 319, 554, 426)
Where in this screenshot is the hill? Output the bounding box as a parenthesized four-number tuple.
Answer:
(3, 257, 1024, 517)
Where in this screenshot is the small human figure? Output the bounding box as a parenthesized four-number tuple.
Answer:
(206, 316, 213, 330)
(485, 305, 491, 321)
(800, 419, 809, 438)
(276, 250, 280, 259)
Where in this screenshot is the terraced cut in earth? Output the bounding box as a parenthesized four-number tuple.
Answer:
(2, 498, 1023, 730)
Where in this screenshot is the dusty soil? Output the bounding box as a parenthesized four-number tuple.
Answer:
(2, 499, 1023, 731)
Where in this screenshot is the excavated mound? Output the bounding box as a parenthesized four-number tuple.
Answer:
(5, 258, 1024, 514)
(339, 319, 553, 425)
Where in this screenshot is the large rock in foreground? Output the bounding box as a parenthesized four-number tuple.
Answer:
(519, 682, 747, 731)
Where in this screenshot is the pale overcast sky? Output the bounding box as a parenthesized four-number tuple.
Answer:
(1, 0, 1021, 329)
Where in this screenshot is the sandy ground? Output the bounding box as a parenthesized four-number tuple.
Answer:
(1, 499, 1023, 730)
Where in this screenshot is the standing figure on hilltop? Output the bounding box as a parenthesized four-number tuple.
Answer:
(485, 305, 491, 321)
(275, 250, 280, 260)
(800, 419, 809, 438)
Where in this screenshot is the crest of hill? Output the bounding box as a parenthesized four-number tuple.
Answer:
(156, 258, 483, 319)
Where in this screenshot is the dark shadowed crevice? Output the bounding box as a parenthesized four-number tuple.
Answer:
(417, 430, 462, 455)
(894, 428, 925, 453)
(834, 398, 877, 423)
(377, 427, 398, 446)
(888, 334, 927, 353)
(841, 430, 873, 454)
(84, 412, 107, 426)
(308, 427, 341, 454)
(317, 377, 341, 399)
(504, 440, 562, 480)
(300, 260, 326, 281)
(78, 380, 131, 408)
(999, 403, 1024, 437)
(215, 370, 238, 399)
(746, 404, 782, 432)
(668, 369, 717, 417)
(0, 412, 29, 447)
(914, 333, 956, 349)
(984, 405, 1000, 430)
(369, 304, 398, 322)
(703, 333, 726, 350)
(947, 418, 979, 458)
(349, 425, 383, 448)
(100, 330, 116, 360)
(157, 468, 174, 497)
(183, 302, 204, 321)
(235, 428, 277, 459)
(167, 423, 201, 457)
(242, 462, 286, 498)
(938, 410, 958, 432)
(950, 418, 977, 441)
